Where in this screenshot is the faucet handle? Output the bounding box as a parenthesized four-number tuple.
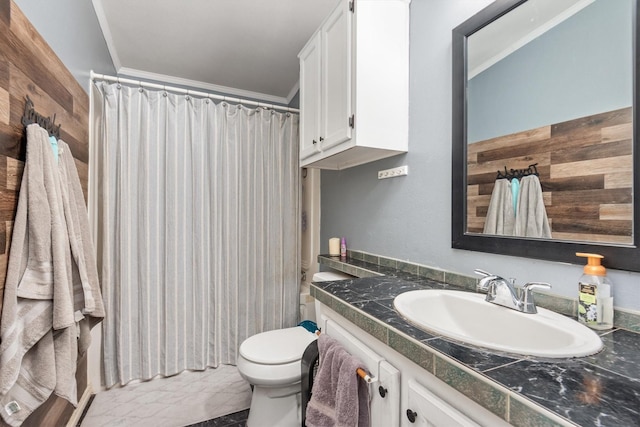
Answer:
(475, 270, 500, 293)
(520, 282, 552, 314)
(474, 269, 492, 278)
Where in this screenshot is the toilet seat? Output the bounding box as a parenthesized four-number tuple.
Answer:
(240, 326, 317, 364)
(237, 326, 317, 386)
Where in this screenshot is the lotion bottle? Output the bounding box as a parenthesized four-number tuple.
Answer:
(576, 252, 613, 330)
(340, 237, 347, 258)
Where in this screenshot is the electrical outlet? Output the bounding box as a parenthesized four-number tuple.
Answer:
(378, 165, 409, 180)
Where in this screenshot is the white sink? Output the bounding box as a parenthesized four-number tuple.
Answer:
(393, 289, 603, 358)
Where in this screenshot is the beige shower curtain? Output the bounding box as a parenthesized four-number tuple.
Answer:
(90, 82, 299, 387)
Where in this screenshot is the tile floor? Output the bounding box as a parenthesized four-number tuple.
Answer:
(80, 365, 252, 427)
(185, 409, 249, 427)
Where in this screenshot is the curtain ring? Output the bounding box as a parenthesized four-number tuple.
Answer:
(185, 90, 190, 101)
(163, 86, 168, 97)
(116, 76, 121, 90)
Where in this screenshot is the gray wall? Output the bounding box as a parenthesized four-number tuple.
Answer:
(321, 0, 640, 312)
(468, 0, 633, 143)
(14, 0, 116, 92)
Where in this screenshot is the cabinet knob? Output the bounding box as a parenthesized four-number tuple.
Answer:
(378, 386, 387, 398)
(406, 409, 417, 423)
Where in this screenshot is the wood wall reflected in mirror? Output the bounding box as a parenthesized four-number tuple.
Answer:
(467, 107, 633, 244)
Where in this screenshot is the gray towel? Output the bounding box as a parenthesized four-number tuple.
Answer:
(483, 179, 515, 236)
(306, 334, 370, 427)
(514, 175, 552, 238)
(0, 124, 104, 426)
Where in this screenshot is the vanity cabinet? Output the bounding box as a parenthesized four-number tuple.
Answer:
(298, 0, 409, 170)
(316, 300, 510, 427)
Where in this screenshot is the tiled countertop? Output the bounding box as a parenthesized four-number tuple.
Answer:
(311, 254, 640, 427)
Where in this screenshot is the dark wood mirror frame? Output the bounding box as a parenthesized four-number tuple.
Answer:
(451, 0, 640, 272)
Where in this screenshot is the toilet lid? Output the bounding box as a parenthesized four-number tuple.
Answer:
(240, 326, 317, 365)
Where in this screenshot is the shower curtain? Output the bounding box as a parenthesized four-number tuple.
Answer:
(90, 82, 300, 387)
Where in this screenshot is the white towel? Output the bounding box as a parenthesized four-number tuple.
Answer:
(0, 124, 104, 426)
(483, 179, 515, 236)
(514, 175, 552, 238)
(306, 334, 370, 427)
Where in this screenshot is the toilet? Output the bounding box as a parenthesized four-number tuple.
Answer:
(237, 270, 352, 427)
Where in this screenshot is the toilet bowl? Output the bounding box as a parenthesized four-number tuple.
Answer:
(238, 270, 352, 427)
(237, 327, 317, 427)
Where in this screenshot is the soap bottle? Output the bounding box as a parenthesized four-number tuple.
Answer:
(576, 252, 613, 330)
(340, 237, 347, 258)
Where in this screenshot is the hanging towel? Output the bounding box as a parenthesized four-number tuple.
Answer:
(306, 334, 370, 427)
(483, 179, 515, 236)
(0, 124, 104, 426)
(514, 175, 552, 238)
(511, 177, 520, 214)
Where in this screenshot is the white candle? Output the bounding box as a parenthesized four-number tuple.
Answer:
(329, 237, 340, 256)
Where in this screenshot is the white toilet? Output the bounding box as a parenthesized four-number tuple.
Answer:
(237, 270, 352, 427)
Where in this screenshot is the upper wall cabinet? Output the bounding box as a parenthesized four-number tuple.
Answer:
(298, 0, 410, 170)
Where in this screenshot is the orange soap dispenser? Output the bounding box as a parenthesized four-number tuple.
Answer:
(576, 253, 613, 330)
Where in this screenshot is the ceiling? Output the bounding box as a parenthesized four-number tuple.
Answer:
(92, 0, 340, 105)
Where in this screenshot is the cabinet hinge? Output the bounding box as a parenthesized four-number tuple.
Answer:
(349, 114, 355, 128)
(349, 1, 354, 13)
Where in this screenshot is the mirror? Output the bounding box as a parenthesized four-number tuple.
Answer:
(452, 0, 640, 272)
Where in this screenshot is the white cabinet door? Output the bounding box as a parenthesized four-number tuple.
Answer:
(298, 0, 409, 169)
(406, 379, 479, 427)
(299, 32, 322, 161)
(322, 317, 400, 427)
(320, 0, 352, 151)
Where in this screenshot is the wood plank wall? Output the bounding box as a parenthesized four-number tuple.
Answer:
(467, 107, 633, 244)
(0, 1, 91, 425)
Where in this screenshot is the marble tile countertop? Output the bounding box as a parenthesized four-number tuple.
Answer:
(311, 255, 640, 427)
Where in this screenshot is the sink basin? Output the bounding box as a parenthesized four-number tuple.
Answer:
(393, 290, 603, 358)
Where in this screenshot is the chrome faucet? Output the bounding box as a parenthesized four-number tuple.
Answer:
(474, 269, 551, 314)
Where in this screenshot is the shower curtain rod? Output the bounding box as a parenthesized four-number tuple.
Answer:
(90, 71, 300, 114)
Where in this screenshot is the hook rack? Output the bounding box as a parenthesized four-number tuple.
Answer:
(496, 163, 539, 181)
(21, 96, 61, 139)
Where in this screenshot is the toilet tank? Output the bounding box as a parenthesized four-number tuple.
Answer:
(312, 271, 353, 282)
(300, 271, 353, 322)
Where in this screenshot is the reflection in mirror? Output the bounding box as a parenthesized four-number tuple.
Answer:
(452, 0, 639, 271)
(467, 0, 633, 244)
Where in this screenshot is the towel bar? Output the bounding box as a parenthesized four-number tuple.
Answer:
(356, 367, 375, 383)
(315, 331, 377, 384)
